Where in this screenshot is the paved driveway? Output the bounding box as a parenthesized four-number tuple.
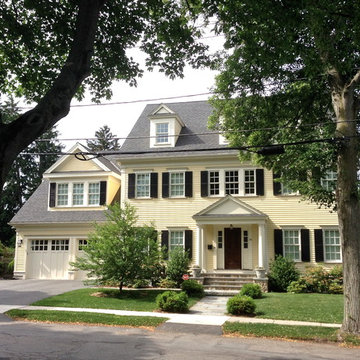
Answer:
(0, 279, 85, 313)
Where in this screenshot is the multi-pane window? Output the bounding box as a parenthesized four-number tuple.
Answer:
(281, 183, 296, 195)
(209, 171, 220, 195)
(324, 229, 341, 262)
(321, 171, 337, 191)
(225, 170, 239, 195)
(88, 183, 100, 205)
(170, 172, 184, 197)
(283, 230, 301, 261)
(243, 230, 249, 249)
(73, 183, 84, 205)
(244, 170, 255, 195)
(170, 231, 184, 252)
(31, 240, 48, 251)
(51, 239, 69, 251)
(78, 239, 88, 251)
(156, 123, 169, 143)
(217, 230, 223, 249)
(57, 184, 68, 206)
(136, 173, 150, 198)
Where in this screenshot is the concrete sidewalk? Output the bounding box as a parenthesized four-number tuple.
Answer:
(1, 296, 341, 329)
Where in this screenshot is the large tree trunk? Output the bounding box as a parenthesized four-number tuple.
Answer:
(0, 0, 106, 192)
(333, 82, 360, 335)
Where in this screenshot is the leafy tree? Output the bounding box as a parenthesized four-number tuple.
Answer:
(0, 99, 63, 246)
(71, 203, 162, 293)
(0, 0, 208, 191)
(166, 247, 191, 287)
(87, 125, 120, 151)
(201, 0, 360, 334)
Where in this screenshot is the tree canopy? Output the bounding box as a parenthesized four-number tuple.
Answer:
(86, 125, 120, 151)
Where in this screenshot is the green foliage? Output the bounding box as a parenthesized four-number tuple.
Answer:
(156, 291, 189, 313)
(165, 247, 191, 287)
(227, 295, 256, 316)
(158, 278, 178, 289)
(86, 125, 120, 151)
(181, 279, 204, 297)
(239, 283, 262, 299)
(71, 203, 162, 293)
(268, 255, 300, 292)
(287, 266, 343, 294)
(0, 243, 14, 278)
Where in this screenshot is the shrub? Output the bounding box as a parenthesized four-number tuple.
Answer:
(287, 279, 308, 293)
(156, 291, 189, 313)
(227, 295, 256, 316)
(239, 283, 262, 299)
(181, 279, 204, 297)
(158, 278, 178, 289)
(166, 247, 190, 287)
(268, 255, 300, 292)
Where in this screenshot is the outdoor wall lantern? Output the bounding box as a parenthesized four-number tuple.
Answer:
(17, 238, 23, 247)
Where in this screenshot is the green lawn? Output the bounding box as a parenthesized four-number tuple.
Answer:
(254, 293, 343, 324)
(32, 288, 201, 312)
(7, 309, 168, 328)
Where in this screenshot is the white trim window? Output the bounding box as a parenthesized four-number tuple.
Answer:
(56, 181, 101, 207)
(57, 184, 69, 206)
(30, 240, 48, 251)
(88, 183, 100, 205)
(170, 172, 185, 197)
(323, 229, 341, 262)
(73, 183, 84, 205)
(136, 173, 150, 198)
(170, 230, 185, 251)
(321, 171, 337, 191)
(155, 122, 169, 144)
(78, 239, 88, 251)
(244, 169, 255, 195)
(51, 239, 69, 251)
(209, 171, 220, 195)
(283, 229, 301, 262)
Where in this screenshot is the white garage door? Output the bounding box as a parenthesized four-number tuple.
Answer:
(27, 239, 71, 279)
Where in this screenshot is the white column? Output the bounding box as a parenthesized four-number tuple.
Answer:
(258, 223, 266, 268)
(196, 225, 202, 268)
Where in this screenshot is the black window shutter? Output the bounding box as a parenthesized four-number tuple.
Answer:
(314, 229, 324, 262)
(150, 173, 158, 198)
(161, 230, 169, 260)
(256, 169, 264, 195)
(201, 171, 208, 197)
(274, 229, 283, 257)
(273, 173, 282, 195)
(301, 229, 310, 262)
(162, 172, 169, 198)
(128, 173, 135, 199)
(49, 182, 56, 207)
(185, 230, 193, 260)
(185, 171, 193, 197)
(99, 181, 107, 205)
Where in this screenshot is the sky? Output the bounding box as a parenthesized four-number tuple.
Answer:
(55, 36, 223, 151)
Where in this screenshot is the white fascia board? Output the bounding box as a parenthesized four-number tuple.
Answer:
(43, 171, 122, 180)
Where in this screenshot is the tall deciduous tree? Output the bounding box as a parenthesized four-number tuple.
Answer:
(0, 0, 208, 191)
(200, 0, 360, 335)
(87, 125, 120, 151)
(71, 203, 162, 293)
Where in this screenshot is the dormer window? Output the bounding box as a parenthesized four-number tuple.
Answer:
(156, 122, 169, 144)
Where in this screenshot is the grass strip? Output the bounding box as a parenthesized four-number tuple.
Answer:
(223, 322, 360, 346)
(6, 309, 168, 328)
(31, 288, 201, 312)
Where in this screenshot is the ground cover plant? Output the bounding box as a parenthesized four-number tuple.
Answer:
(32, 288, 201, 312)
(6, 309, 168, 328)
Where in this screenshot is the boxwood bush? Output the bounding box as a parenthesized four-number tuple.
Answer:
(181, 279, 204, 297)
(227, 295, 256, 316)
(268, 255, 300, 292)
(156, 291, 189, 313)
(239, 283, 262, 299)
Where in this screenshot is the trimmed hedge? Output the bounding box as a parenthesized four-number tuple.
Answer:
(227, 295, 256, 316)
(181, 279, 204, 297)
(156, 291, 189, 313)
(239, 283, 262, 299)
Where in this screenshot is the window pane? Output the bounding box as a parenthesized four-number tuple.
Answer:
(156, 123, 169, 143)
(31, 240, 48, 251)
(170, 172, 184, 197)
(78, 239, 88, 251)
(321, 171, 337, 191)
(73, 183, 84, 205)
(51, 239, 69, 251)
(324, 230, 341, 261)
(283, 230, 300, 261)
(170, 231, 184, 252)
(88, 183, 100, 205)
(209, 171, 220, 195)
(136, 173, 150, 197)
(57, 184, 68, 206)
(244, 170, 255, 194)
(225, 170, 239, 195)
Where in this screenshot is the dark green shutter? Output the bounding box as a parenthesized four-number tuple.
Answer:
(274, 229, 283, 257)
(185, 171, 193, 197)
(150, 173, 158, 198)
(185, 230, 193, 260)
(201, 171, 208, 197)
(314, 229, 324, 262)
(301, 229, 310, 262)
(49, 182, 56, 207)
(162, 172, 169, 198)
(161, 230, 169, 260)
(273, 173, 282, 195)
(256, 169, 264, 196)
(99, 181, 107, 205)
(128, 173, 135, 199)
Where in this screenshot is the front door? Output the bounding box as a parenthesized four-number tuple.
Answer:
(225, 227, 242, 269)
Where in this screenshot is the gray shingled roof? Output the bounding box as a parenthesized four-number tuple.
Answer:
(117, 100, 235, 160)
(10, 180, 108, 225)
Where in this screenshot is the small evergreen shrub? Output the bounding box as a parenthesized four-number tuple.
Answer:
(181, 279, 204, 297)
(239, 283, 262, 299)
(268, 255, 300, 292)
(166, 247, 190, 287)
(156, 291, 189, 313)
(158, 278, 178, 289)
(227, 295, 256, 316)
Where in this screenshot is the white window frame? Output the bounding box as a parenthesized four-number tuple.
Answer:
(323, 228, 342, 263)
(55, 181, 101, 207)
(78, 239, 88, 251)
(169, 171, 185, 198)
(321, 171, 337, 192)
(56, 183, 69, 206)
(169, 230, 185, 252)
(282, 229, 301, 262)
(88, 182, 100, 205)
(30, 239, 49, 252)
(135, 173, 151, 198)
(155, 122, 169, 144)
(51, 239, 69, 251)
